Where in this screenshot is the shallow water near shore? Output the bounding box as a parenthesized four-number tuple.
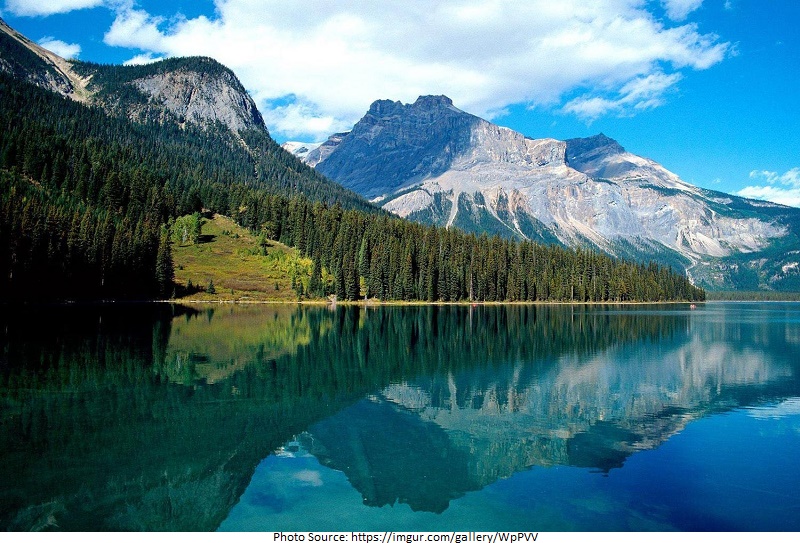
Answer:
(2, 302, 799, 531)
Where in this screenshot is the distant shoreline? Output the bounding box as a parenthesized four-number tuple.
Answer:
(171, 298, 703, 306)
(9, 298, 800, 307)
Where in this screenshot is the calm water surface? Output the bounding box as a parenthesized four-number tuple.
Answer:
(1, 302, 799, 531)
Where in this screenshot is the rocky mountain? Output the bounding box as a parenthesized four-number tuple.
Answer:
(287, 95, 800, 291)
(0, 17, 264, 135)
(0, 18, 373, 211)
(0, 17, 83, 99)
(1, 20, 380, 302)
(72, 57, 267, 134)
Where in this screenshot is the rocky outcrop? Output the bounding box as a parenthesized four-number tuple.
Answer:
(313, 95, 481, 198)
(127, 61, 266, 133)
(281, 141, 322, 162)
(300, 132, 348, 167)
(1, 19, 265, 135)
(0, 17, 89, 100)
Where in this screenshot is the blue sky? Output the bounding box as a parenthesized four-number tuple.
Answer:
(2, 0, 798, 206)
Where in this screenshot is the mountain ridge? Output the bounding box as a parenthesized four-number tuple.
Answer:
(0, 17, 264, 135)
(71, 57, 267, 135)
(306, 95, 481, 198)
(0, 17, 87, 99)
(286, 95, 800, 291)
(0, 18, 373, 211)
(0, 20, 379, 302)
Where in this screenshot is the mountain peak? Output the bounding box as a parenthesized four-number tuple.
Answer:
(2, 18, 265, 135)
(69, 55, 267, 134)
(367, 99, 403, 116)
(313, 95, 478, 198)
(0, 16, 82, 98)
(367, 95, 458, 117)
(566, 133, 625, 159)
(413, 95, 454, 109)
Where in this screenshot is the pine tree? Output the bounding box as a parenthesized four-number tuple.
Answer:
(155, 228, 174, 298)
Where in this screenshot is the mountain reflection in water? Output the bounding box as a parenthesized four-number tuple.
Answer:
(299, 305, 798, 513)
(1, 303, 799, 530)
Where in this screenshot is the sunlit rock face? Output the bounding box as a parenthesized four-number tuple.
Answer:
(126, 64, 266, 133)
(310, 96, 481, 198)
(1, 21, 266, 135)
(288, 95, 800, 290)
(0, 18, 79, 98)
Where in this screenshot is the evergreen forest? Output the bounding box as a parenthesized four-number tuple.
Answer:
(0, 68, 705, 303)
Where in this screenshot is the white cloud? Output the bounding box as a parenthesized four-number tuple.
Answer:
(5, 0, 106, 17)
(661, 1, 704, 21)
(104, 8, 167, 51)
(94, 0, 729, 140)
(563, 71, 682, 120)
(748, 168, 800, 186)
(261, 102, 346, 140)
(737, 186, 800, 208)
(38, 36, 81, 59)
(123, 52, 164, 66)
(737, 168, 800, 208)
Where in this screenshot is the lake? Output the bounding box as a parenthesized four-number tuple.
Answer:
(1, 302, 799, 531)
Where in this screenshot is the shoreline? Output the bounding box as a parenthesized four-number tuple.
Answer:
(169, 298, 704, 306)
(10, 298, 800, 307)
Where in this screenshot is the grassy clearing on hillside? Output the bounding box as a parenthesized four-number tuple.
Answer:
(172, 214, 315, 302)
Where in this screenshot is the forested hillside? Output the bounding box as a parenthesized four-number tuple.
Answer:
(231, 192, 704, 302)
(0, 71, 372, 301)
(0, 63, 703, 303)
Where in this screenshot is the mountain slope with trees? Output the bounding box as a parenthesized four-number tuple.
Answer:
(0, 20, 703, 303)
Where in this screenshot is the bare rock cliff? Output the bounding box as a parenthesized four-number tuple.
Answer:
(1, 19, 265, 135)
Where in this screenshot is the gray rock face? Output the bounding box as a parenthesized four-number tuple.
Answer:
(127, 63, 266, 134)
(1, 20, 266, 135)
(314, 95, 481, 198)
(291, 95, 800, 290)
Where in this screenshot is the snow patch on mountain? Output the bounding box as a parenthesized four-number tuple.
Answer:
(281, 141, 322, 160)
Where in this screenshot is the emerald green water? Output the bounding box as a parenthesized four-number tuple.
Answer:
(1, 303, 799, 531)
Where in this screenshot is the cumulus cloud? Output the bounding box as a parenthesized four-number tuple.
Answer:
(105, 8, 167, 50)
(92, 0, 729, 140)
(38, 36, 81, 59)
(661, 0, 704, 21)
(737, 168, 800, 208)
(5, 0, 106, 17)
(262, 102, 345, 140)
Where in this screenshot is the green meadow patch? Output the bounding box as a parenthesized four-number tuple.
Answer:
(172, 214, 316, 302)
